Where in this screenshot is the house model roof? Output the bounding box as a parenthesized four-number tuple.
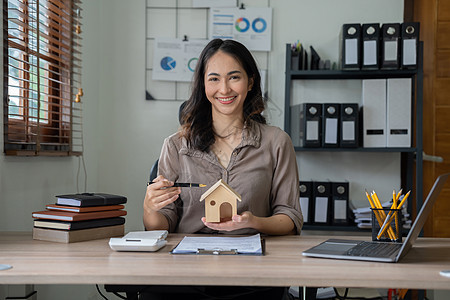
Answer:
(200, 179, 242, 202)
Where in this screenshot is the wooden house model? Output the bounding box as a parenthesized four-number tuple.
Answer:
(200, 179, 242, 222)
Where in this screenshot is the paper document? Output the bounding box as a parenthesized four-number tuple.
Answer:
(171, 234, 263, 255)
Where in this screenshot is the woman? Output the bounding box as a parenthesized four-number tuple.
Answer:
(143, 38, 302, 299)
(144, 38, 302, 235)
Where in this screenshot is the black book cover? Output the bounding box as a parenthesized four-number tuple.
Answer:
(34, 217, 126, 230)
(56, 193, 127, 207)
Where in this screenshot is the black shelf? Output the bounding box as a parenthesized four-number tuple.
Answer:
(285, 42, 424, 232)
(302, 225, 370, 232)
(288, 69, 418, 80)
(294, 147, 417, 153)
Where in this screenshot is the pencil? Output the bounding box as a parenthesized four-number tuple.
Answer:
(147, 182, 206, 187)
(377, 191, 411, 240)
(372, 191, 396, 240)
(365, 191, 385, 229)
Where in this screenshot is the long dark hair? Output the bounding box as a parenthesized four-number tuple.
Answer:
(180, 39, 266, 151)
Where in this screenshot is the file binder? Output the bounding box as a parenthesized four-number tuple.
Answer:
(331, 182, 349, 225)
(381, 23, 401, 70)
(322, 103, 340, 147)
(361, 23, 380, 70)
(340, 103, 359, 148)
(313, 181, 331, 225)
(362, 79, 387, 147)
(298, 44, 306, 70)
(291, 50, 300, 71)
(401, 22, 420, 69)
(300, 103, 322, 148)
(340, 23, 361, 70)
(387, 78, 412, 147)
(299, 181, 313, 224)
(310, 46, 320, 70)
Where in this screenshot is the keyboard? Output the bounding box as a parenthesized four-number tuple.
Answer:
(346, 241, 402, 257)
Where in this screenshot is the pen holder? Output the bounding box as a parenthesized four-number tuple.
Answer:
(371, 208, 402, 243)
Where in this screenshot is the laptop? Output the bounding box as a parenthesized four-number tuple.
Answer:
(302, 173, 449, 263)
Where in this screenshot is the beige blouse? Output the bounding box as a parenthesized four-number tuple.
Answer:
(157, 120, 303, 235)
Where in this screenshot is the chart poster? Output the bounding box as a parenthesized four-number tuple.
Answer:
(209, 7, 272, 51)
(152, 38, 209, 82)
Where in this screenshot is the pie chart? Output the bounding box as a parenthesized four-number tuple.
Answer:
(235, 17, 250, 32)
(160, 56, 176, 71)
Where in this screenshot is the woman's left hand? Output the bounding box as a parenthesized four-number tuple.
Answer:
(201, 211, 254, 231)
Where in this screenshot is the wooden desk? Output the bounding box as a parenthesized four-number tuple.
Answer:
(1, 232, 450, 290)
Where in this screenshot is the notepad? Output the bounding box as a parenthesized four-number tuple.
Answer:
(171, 234, 264, 255)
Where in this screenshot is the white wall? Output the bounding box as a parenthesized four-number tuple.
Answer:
(9, 1, 450, 300)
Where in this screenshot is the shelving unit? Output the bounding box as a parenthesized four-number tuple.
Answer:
(284, 42, 424, 231)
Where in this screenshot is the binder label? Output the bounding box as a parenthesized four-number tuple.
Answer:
(314, 197, 329, 223)
(345, 38, 358, 64)
(384, 41, 398, 60)
(334, 199, 347, 220)
(403, 39, 417, 65)
(342, 121, 355, 141)
(306, 120, 319, 141)
(300, 197, 309, 223)
(363, 40, 377, 65)
(325, 118, 338, 144)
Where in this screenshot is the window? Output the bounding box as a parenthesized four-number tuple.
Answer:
(3, 0, 82, 156)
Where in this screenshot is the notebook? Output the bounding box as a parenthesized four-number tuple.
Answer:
(302, 173, 449, 263)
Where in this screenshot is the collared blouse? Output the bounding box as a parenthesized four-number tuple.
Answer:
(157, 120, 303, 235)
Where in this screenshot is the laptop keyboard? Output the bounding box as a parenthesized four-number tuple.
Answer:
(346, 241, 402, 257)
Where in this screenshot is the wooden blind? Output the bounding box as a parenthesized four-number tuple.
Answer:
(3, 0, 83, 156)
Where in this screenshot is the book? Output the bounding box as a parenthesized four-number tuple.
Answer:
(55, 193, 127, 207)
(33, 224, 125, 243)
(34, 217, 125, 230)
(32, 209, 127, 221)
(46, 204, 125, 213)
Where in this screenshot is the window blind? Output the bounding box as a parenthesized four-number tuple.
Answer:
(3, 0, 83, 156)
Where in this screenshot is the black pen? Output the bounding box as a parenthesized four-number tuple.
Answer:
(147, 182, 206, 188)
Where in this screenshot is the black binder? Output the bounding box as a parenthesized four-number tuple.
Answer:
(322, 103, 340, 148)
(401, 22, 420, 69)
(381, 23, 401, 70)
(340, 23, 361, 70)
(312, 181, 331, 225)
(300, 103, 322, 147)
(340, 103, 359, 148)
(299, 181, 313, 225)
(331, 182, 349, 225)
(310, 46, 320, 70)
(361, 23, 380, 70)
(291, 50, 300, 71)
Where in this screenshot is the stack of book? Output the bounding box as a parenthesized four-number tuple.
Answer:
(32, 193, 127, 243)
(353, 200, 411, 230)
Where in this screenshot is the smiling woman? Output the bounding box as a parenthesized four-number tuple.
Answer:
(142, 39, 302, 299)
(3, 0, 83, 156)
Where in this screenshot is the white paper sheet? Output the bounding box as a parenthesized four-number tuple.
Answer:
(171, 233, 262, 254)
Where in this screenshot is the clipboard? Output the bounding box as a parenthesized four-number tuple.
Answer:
(170, 234, 265, 255)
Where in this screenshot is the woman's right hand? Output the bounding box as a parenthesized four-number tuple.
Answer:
(143, 175, 181, 213)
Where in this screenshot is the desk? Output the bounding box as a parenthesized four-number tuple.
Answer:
(1, 232, 450, 290)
